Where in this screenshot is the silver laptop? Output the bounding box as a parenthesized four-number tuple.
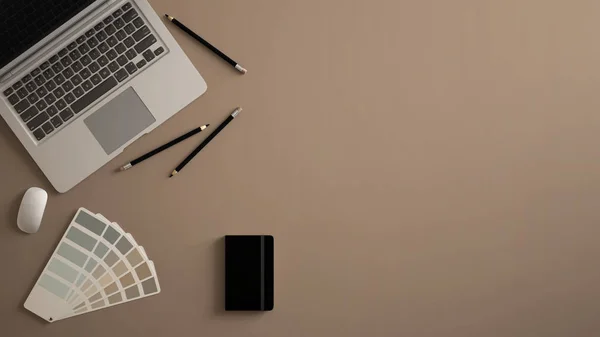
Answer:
(0, 0, 207, 192)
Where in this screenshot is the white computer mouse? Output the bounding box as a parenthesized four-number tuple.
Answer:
(17, 187, 48, 234)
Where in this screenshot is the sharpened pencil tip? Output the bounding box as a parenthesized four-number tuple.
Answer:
(165, 14, 174, 21)
(119, 163, 132, 171)
(235, 64, 247, 74)
(169, 170, 178, 178)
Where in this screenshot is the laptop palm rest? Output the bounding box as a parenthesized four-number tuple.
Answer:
(84, 87, 156, 154)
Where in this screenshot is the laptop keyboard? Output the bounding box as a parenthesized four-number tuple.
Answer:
(2, 2, 166, 142)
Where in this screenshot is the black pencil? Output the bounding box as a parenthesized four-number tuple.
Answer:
(170, 107, 243, 177)
(119, 125, 209, 171)
(165, 14, 247, 74)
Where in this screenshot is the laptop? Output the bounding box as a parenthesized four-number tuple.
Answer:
(0, 0, 207, 192)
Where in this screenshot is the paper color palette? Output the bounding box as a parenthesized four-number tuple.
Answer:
(24, 208, 160, 322)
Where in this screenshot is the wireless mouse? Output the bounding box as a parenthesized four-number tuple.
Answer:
(17, 187, 48, 234)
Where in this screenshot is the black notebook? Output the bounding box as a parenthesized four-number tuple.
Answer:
(225, 235, 274, 311)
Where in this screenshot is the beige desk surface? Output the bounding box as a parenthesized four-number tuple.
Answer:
(2, 0, 600, 336)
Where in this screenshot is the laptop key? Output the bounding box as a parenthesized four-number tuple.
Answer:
(62, 68, 74, 79)
(33, 128, 45, 141)
(114, 18, 125, 29)
(64, 93, 76, 104)
(69, 50, 81, 60)
(14, 100, 30, 113)
(143, 50, 155, 62)
(115, 29, 127, 41)
(42, 122, 54, 134)
(90, 74, 102, 85)
(94, 22, 105, 31)
(36, 100, 48, 111)
(89, 62, 100, 73)
(47, 105, 59, 117)
(45, 93, 56, 105)
(71, 77, 118, 114)
(133, 26, 150, 42)
(114, 68, 129, 82)
(80, 55, 92, 67)
(86, 29, 96, 38)
(104, 24, 117, 36)
(44, 80, 57, 91)
(73, 86, 85, 98)
(113, 9, 123, 18)
(80, 68, 92, 80)
(60, 108, 74, 121)
(67, 42, 77, 51)
(60, 56, 72, 67)
(72, 61, 83, 73)
(133, 17, 144, 28)
(35, 86, 48, 98)
(98, 56, 109, 67)
(25, 81, 37, 92)
(62, 81, 74, 92)
(54, 74, 66, 85)
(8, 94, 19, 105)
(71, 74, 83, 86)
(21, 106, 38, 122)
(108, 61, 119, 73)
(27, 112, 49, 131)
(51, 116, 63, 128)
(125, 62, 137, 75)
(136, 60, 146, 68)
(55, 99, 67, 110)
(107, 49, 118, 61)
(134, 34, 157, 53)
(87, 36, 99, 48)
(40, 61, 50, 70)
(124, 23, 135, 35)
(12, 81, 23, 90)
(122, 3, 132, 11)
(117, 55, 128, 66)
(76, 35, 86, 44)
(122, 9, 138, 23)
(98, 42, 109, 54)
(22, 74, 32, 83)
(34, 75, 46, 86)
(58, 49, 68, 57)
(124, 36, 135, 48)
(103, 16, 114, 25)
(49, 55, 59, 64)
(53, 87, 65, 99)
(115, 43, 127, 54)
(107, 36, 118, 47)
(17, 88, 28, 99)
(90, 48, 101, 60)
(31, 68, 41, 77)
(82, 80, 93, 91)
(3, 87, 14, 96)
(99, 68, 111, 79)
(27, 93, 39, 104)
(125, 49, 137, 60)
(96, 31, 108, 42)
(50, 62, 65, 74)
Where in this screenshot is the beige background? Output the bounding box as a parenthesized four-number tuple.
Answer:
(2, 0, 600, 336)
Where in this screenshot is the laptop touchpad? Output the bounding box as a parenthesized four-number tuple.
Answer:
(84, 88, 155, 154)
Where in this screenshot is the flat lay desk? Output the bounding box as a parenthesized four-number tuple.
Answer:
(2, 1, 600, 336)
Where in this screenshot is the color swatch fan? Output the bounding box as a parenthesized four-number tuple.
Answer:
(24, 208, 160, 322)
